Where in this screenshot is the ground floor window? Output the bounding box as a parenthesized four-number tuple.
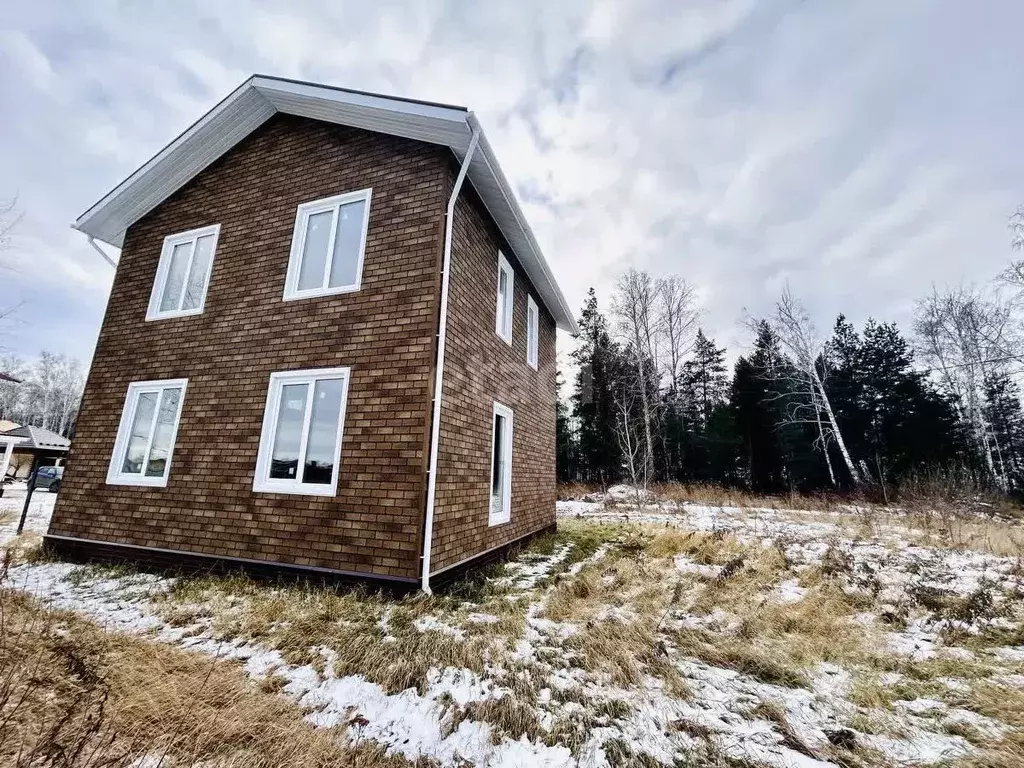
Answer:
(107, 378, 188, 487)
(253, 367, 351, 496)
(489, 401, 513, 525)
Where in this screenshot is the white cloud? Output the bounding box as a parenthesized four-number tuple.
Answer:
(1, 0, 1022, 369)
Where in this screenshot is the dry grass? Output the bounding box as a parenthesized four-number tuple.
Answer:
(561, 481, 1024, 560)
(539, 542, 690, 695)
(645, 527, 747, 563)
(652, 482, 852, 513)
(956, 730, 1024, 767)
(0, 587, 417, 768)
(908, 514, 1024, 559)
(158, 574, 522, 695)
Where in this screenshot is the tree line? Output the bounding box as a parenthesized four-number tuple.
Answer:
(0, 351, 85, 438)
(559, 225, 1024, 496)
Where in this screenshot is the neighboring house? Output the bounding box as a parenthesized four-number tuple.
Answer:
(46, 75, 576, 591)
(0, 425, 70, 481)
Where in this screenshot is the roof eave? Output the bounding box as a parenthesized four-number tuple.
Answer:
(74, 75, 578, 333)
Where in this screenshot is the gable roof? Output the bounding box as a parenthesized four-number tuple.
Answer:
(74, 74, 577, 333)
(0, 425, 70, 451)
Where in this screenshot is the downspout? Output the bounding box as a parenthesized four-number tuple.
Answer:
(421, 113, 481, 594)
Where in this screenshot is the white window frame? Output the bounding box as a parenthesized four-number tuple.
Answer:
(526, 295, 539, 370)
(495, 251, 514, 345)
(283, 189, 372, 301)
(253, 366, 352, 496)
(146, 224, 221, 321)
(106, 378, 188, 487)
(488, 401, 514, 526)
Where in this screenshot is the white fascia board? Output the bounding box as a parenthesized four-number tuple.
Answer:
(465, 127, 578, 334)
(71, 75, 578, 333)
(74, 77, 270, 244)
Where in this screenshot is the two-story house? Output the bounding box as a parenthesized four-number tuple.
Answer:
(46, 75, 576, 592)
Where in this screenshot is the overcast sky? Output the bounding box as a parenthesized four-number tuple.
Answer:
(1, 1, 1021, 367)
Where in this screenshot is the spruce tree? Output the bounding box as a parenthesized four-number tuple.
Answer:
(570, 288, 622, 485)
(555, 372, 578, 482)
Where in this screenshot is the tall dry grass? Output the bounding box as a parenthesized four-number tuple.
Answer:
(0, 583, 418, 767)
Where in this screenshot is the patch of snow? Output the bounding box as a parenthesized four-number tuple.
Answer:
(673, 555, 722, 579)
(777, 578, 808, 603)
(466, 612, 501, 625)
(0, 483, 57, 544)
(897, 698, 947, 715)
(991, 645, 1024, 661)
(415, 615, 467, 640)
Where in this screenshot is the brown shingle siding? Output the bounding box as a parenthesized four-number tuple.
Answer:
(49, 115, 448, 580)
(429, 166, 558, 573)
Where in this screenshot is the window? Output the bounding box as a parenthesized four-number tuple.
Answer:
(489, 402, 513, 526)
(146, 225, 220, 320)
(495, 251, 514, 344)
(253, 367, 351, 496)
(284, 189, 371, 300)
(107, 379, 188, 487)
(526, 295, 539, 370)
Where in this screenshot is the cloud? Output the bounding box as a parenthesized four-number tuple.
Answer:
(1, 0, 1022, 371)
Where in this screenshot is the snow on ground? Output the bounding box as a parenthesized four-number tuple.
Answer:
(3, 487, 1024, 766)
(0, 481, 57, 543)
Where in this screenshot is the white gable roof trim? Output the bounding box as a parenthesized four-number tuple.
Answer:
(74, 75, 577, 333)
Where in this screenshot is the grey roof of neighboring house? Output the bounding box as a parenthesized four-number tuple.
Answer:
(0, 425, 71, 451)
(73, 74, 578, 333)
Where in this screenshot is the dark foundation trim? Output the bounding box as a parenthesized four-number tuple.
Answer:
(428, 522, 556, 588)
(43, 534, 419, 591)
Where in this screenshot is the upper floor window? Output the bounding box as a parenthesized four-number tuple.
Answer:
(107, 378, 188, 487)
(284, 189, 371, 301)
(253, 367, 351, 496)
(495, 251, 514, 344)
(146, 225, 220, 320)
(526, 295, 539, 370)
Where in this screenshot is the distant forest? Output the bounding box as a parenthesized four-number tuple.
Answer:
(557, 211, 1024, 496)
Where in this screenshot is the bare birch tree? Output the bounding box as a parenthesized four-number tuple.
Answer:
(0, 351, 84, 437)
(914, 283, 1015, 487)
(767, 286, 863, 486)
(655, 276, 699, 389)
(611, 268, 661, 482)
(0, 197, 22, 334)
(612, 377, 648, 505)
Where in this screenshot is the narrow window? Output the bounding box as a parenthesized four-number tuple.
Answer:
(489, 402, 513, 525)
(284, 190, 371, 300)
(526, 295, 539, 370)
(495, 251, 514, 344)
(146, 225, 220, 320)
(107, 379, 188, 487)
(254, 367, 351, 496)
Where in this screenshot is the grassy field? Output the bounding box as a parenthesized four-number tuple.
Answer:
(3, 485, 1024, 766)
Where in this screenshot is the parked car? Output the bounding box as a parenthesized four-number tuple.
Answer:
(31, 465, 63, 493)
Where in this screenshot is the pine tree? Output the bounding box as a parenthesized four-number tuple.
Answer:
(555, 372, 578, 482)
(681, 329, 728, 430)
(731, 321, 807, 492)
(570, 289, 623, 486)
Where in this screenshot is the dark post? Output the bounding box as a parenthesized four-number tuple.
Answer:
(16, 454, 40, 536)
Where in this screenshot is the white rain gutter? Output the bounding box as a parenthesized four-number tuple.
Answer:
(85, 234, 119, 268)
(421, 113, 481, 594)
